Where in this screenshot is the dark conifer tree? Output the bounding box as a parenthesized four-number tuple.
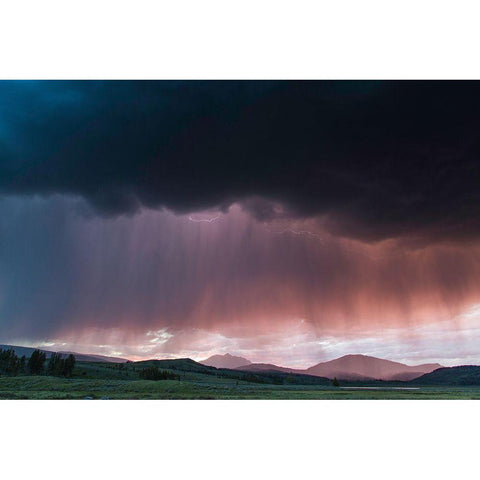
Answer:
(19, 355, 26, 374)
(47, 352, 63, 375)
(28, 349, 47, 375)
(0, 348, 19, 376)
(64, 354, 76, 377)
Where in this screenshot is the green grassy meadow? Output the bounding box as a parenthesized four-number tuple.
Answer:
(1, 359, 480, 399)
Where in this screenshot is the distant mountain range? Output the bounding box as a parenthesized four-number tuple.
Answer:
(0, 345, 445, 379)
(0, 344, 128, 363)
(200, 353, 442, 381)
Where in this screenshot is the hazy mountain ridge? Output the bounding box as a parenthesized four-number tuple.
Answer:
(0, 344, 128, 363)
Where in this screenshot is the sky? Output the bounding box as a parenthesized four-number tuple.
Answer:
(1, 80, 480, 367)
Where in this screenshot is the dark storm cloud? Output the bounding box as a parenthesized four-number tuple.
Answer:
(1, 80, 480, 242)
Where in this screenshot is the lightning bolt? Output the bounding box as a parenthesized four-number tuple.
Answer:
(187, 214, 221, 223)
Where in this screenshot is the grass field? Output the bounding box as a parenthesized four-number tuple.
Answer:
(1, 360, 480, 399)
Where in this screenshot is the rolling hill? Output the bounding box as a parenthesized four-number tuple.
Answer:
(411, 366, 480, 385)
(135, 357, 331, 386)
(234, 363, 300, 373)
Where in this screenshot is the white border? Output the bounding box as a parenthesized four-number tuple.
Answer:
(1, 400, 478, 479)
(1, 1, 480, 478)
(1, 0, 480, 79)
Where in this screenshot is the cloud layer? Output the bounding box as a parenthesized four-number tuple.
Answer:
(2, 81, 480, 243)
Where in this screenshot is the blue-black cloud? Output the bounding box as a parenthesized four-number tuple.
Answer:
(1, 80, 480, 243)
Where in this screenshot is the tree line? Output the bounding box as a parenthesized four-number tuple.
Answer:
(139, 366, 180, 381)
(0, 348, 75, 377)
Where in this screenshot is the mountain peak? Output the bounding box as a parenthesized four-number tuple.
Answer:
(199, 353, 252, 369)
(340, 354, 368, 359)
